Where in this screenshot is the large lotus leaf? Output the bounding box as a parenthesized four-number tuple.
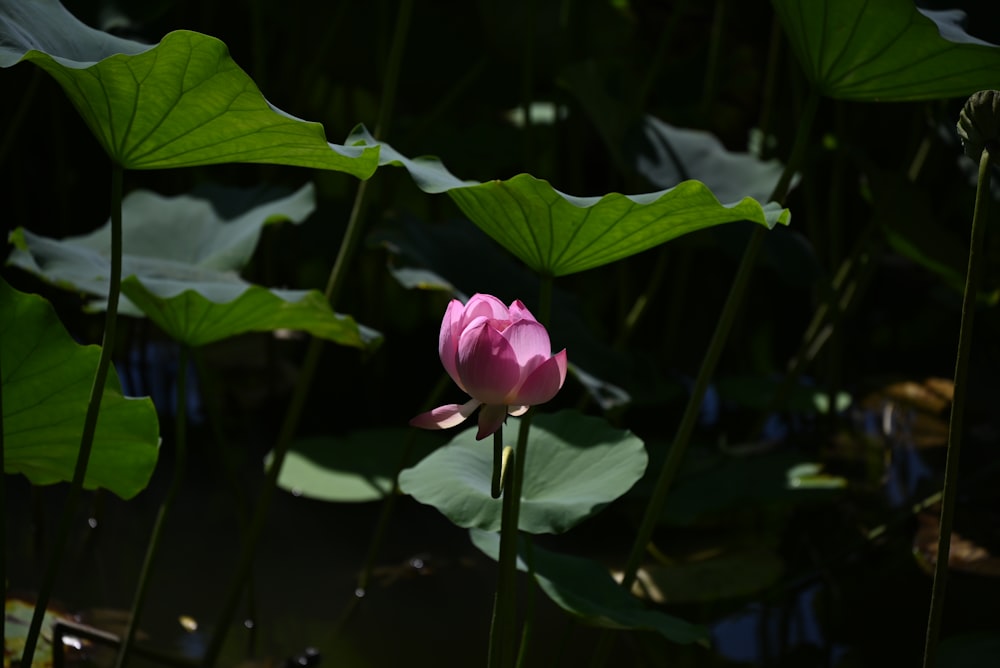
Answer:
(0, 0, 378, 175)
(1, 279, 159, 499)
(469, 529, 708, 645)
(398, 411, 647, 534)
(349, 126, 790, 277)
(772, 0, 1000, 101)
(264, 428, 440, 503)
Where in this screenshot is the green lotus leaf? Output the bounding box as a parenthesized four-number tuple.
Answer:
(773, 0, 1000, 101)
(1, 279, 159, 499)
(398, 411, 648, 534)
(470, 529, 708, 645)
(348, 126, 790, 277)
(265, 428, 440, 503)
(6, 184, 380, 348)
(0, 0, 378, 175)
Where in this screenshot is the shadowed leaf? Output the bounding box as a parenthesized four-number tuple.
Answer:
(1, 279, 159, 498)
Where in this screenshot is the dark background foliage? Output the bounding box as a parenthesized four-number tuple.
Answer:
(3, 1, 1000, 666)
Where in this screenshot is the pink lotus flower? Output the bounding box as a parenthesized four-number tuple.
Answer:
(410, 294, 568, 440)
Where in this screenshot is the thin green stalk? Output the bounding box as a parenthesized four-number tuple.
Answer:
(921, 146, 991, 668)
(21, 162, 125, 668)
(201, 3, 413, 663)
(591, 91, 819, 667)
(115, 346, 191, 668)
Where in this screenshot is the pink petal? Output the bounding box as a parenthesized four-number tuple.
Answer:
(456, 318, 522, 404)
(510, 349, 567, 406)
(500, 318, 552, 370)
(507, 300, 538, 324)
(508, 405, 529, 416)
(476, 404, 509, 440)
(438, 299, 467, 390)
(461, 294, 509, 329)
(409, 398, 482, 430)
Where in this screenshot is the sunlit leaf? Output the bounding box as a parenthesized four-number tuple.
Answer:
(0, 0, 379, 175)
(265, 428, 439, 503)
(350, 126, 790, 277)
(470, 529, 708, 644)
(1, 279, 159, 499)
(121, 279, 379, 348)
(399, 411, 647, 534)
(773, 0, 1000, 101)
(6, 185, 380, 348)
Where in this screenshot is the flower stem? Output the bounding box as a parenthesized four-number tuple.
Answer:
(21, 162, 126, 668)
(921, 146, 990, 668)
(114, 345, 191, 668)
(489, 411, 534, 668)
(200, 3, 413, 663)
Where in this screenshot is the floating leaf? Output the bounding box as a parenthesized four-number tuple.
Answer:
(399, 411, 647, 534)
(773, 0, 1000, 101)
(470, 529, 707, 645)
(4, 598, 76, 668)
(1, 279, 159, 499)
(627, 548, 784, 605)
(0, 0, 378, 175)
(350, 126, 790, 277)
(265, 428, 439, 503)
(7, 184, 380, 348)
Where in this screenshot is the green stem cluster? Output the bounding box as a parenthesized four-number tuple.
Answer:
(20, 162, 126, 668)
(201, 1, 414, 662)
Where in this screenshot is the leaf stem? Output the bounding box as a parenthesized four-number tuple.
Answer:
(200, 2, 413, 663)
(591, 90, 819, 666)
(21, 161, 126, 668)
(921, 146, 990, 668)
(114, 345, 191, 668)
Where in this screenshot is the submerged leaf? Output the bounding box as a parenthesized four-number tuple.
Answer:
(773, 0, 1000, 101)
(470, 530, 708, 645)
(399, 411, 647, 534)
(1, 279, 159, 499)
(350, 126, 790, 276)
(0, 0, 378, 175)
